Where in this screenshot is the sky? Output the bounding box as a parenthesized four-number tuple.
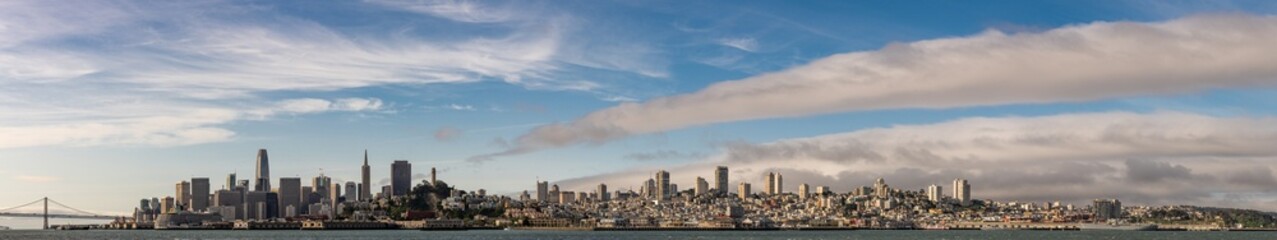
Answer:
(6, 0, 1277, 227)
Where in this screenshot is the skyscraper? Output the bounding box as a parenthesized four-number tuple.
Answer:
(927, 184, 943, 202)
(391, 160, 411, 196)
(312, 174, 331, 200)
(765, 172, 783, 195)
(695, 177, 708, 196)
(953, 178, 971, 206)
(278, 177, 301, 217)
(225, 173, 236, 190)
(536, 181, 549, 203)
(431, 167, 437, 186)
(655, 170, 670, 199)
(190, 178, 209, 212)
(596, 183, 609, 201)
(798, 183, 809, 199)
(255, 149, 271, 192)
(361, 150, 371, 201)
(175, 181, 190, 211)
(738, 182, 751, 200)
(715, 166, 728, 195)
(344, 182, 358, 203)
(1093, 199, 1122, 221)
(875, 178, 889, 198)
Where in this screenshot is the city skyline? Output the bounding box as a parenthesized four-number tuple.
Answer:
(6, 0, 1277, 227)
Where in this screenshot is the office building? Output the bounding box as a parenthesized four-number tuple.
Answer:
(175, 181, 190, 211)
(244, 191, 278, 220)
(559, 191, 576, 204)
(738, 182, 751, 200)
(715, 166, 729, 195)
(278, 177, 301, 218)
(212, 189, 243, 219)
(361, 150, 372, 201)
(255, 149, 271, 192)
(190, 178, 209, 212)
(225, 173, 236, 191)
(536, 181, 549, 203)
(312, 174, 331, 199)
(596, 183, 609, 201)
(391, 160, 411, 196)
(344, 181, 357, 202)
(655, 170, 670, 199)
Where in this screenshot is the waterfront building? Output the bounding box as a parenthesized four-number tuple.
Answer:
(738, 182, 751, 200)
(1094, 199, 1122, 221)
(212, 189, 243, 219)
(391, 160, 411, 196)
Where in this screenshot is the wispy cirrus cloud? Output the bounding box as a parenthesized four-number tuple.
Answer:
(477, 14, 1277, 161)
(0, 0, 668, 149)
(554, 112, 1277, 210)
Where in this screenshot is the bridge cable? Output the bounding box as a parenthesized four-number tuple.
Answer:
(0, 198, 45, 212)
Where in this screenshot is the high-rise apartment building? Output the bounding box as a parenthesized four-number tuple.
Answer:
(738, 182, 751, 200)
(953, 178, 971, 206)
(695, 177, 708, 196)
(798, 183, 809, 199)
(536, 181, 549, 203)
(927, 184, 943, 202)
(715, 166, 729, 195)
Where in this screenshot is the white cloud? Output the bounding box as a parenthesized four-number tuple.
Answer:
(484, 14, 1277, 160)
(716, 37, 759, 52)
(553, 112, 1277, 210)
(368, 0, 515, 23)
(0, 0, 666, 148)
(0, 97, 385, 149)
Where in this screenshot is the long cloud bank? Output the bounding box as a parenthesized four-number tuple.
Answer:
(476, 13, 1277, 161)
(552, 112, 1277, 210)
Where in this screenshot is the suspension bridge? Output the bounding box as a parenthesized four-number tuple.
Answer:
(0, 197, 123, 229)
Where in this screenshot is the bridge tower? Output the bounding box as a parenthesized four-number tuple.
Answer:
(43, 197, 48, 230)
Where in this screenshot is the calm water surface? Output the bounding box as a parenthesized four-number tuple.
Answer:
(0, 230, 1271, 240)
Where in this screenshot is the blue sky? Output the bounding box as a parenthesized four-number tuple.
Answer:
(5, 0, 1277, 227)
